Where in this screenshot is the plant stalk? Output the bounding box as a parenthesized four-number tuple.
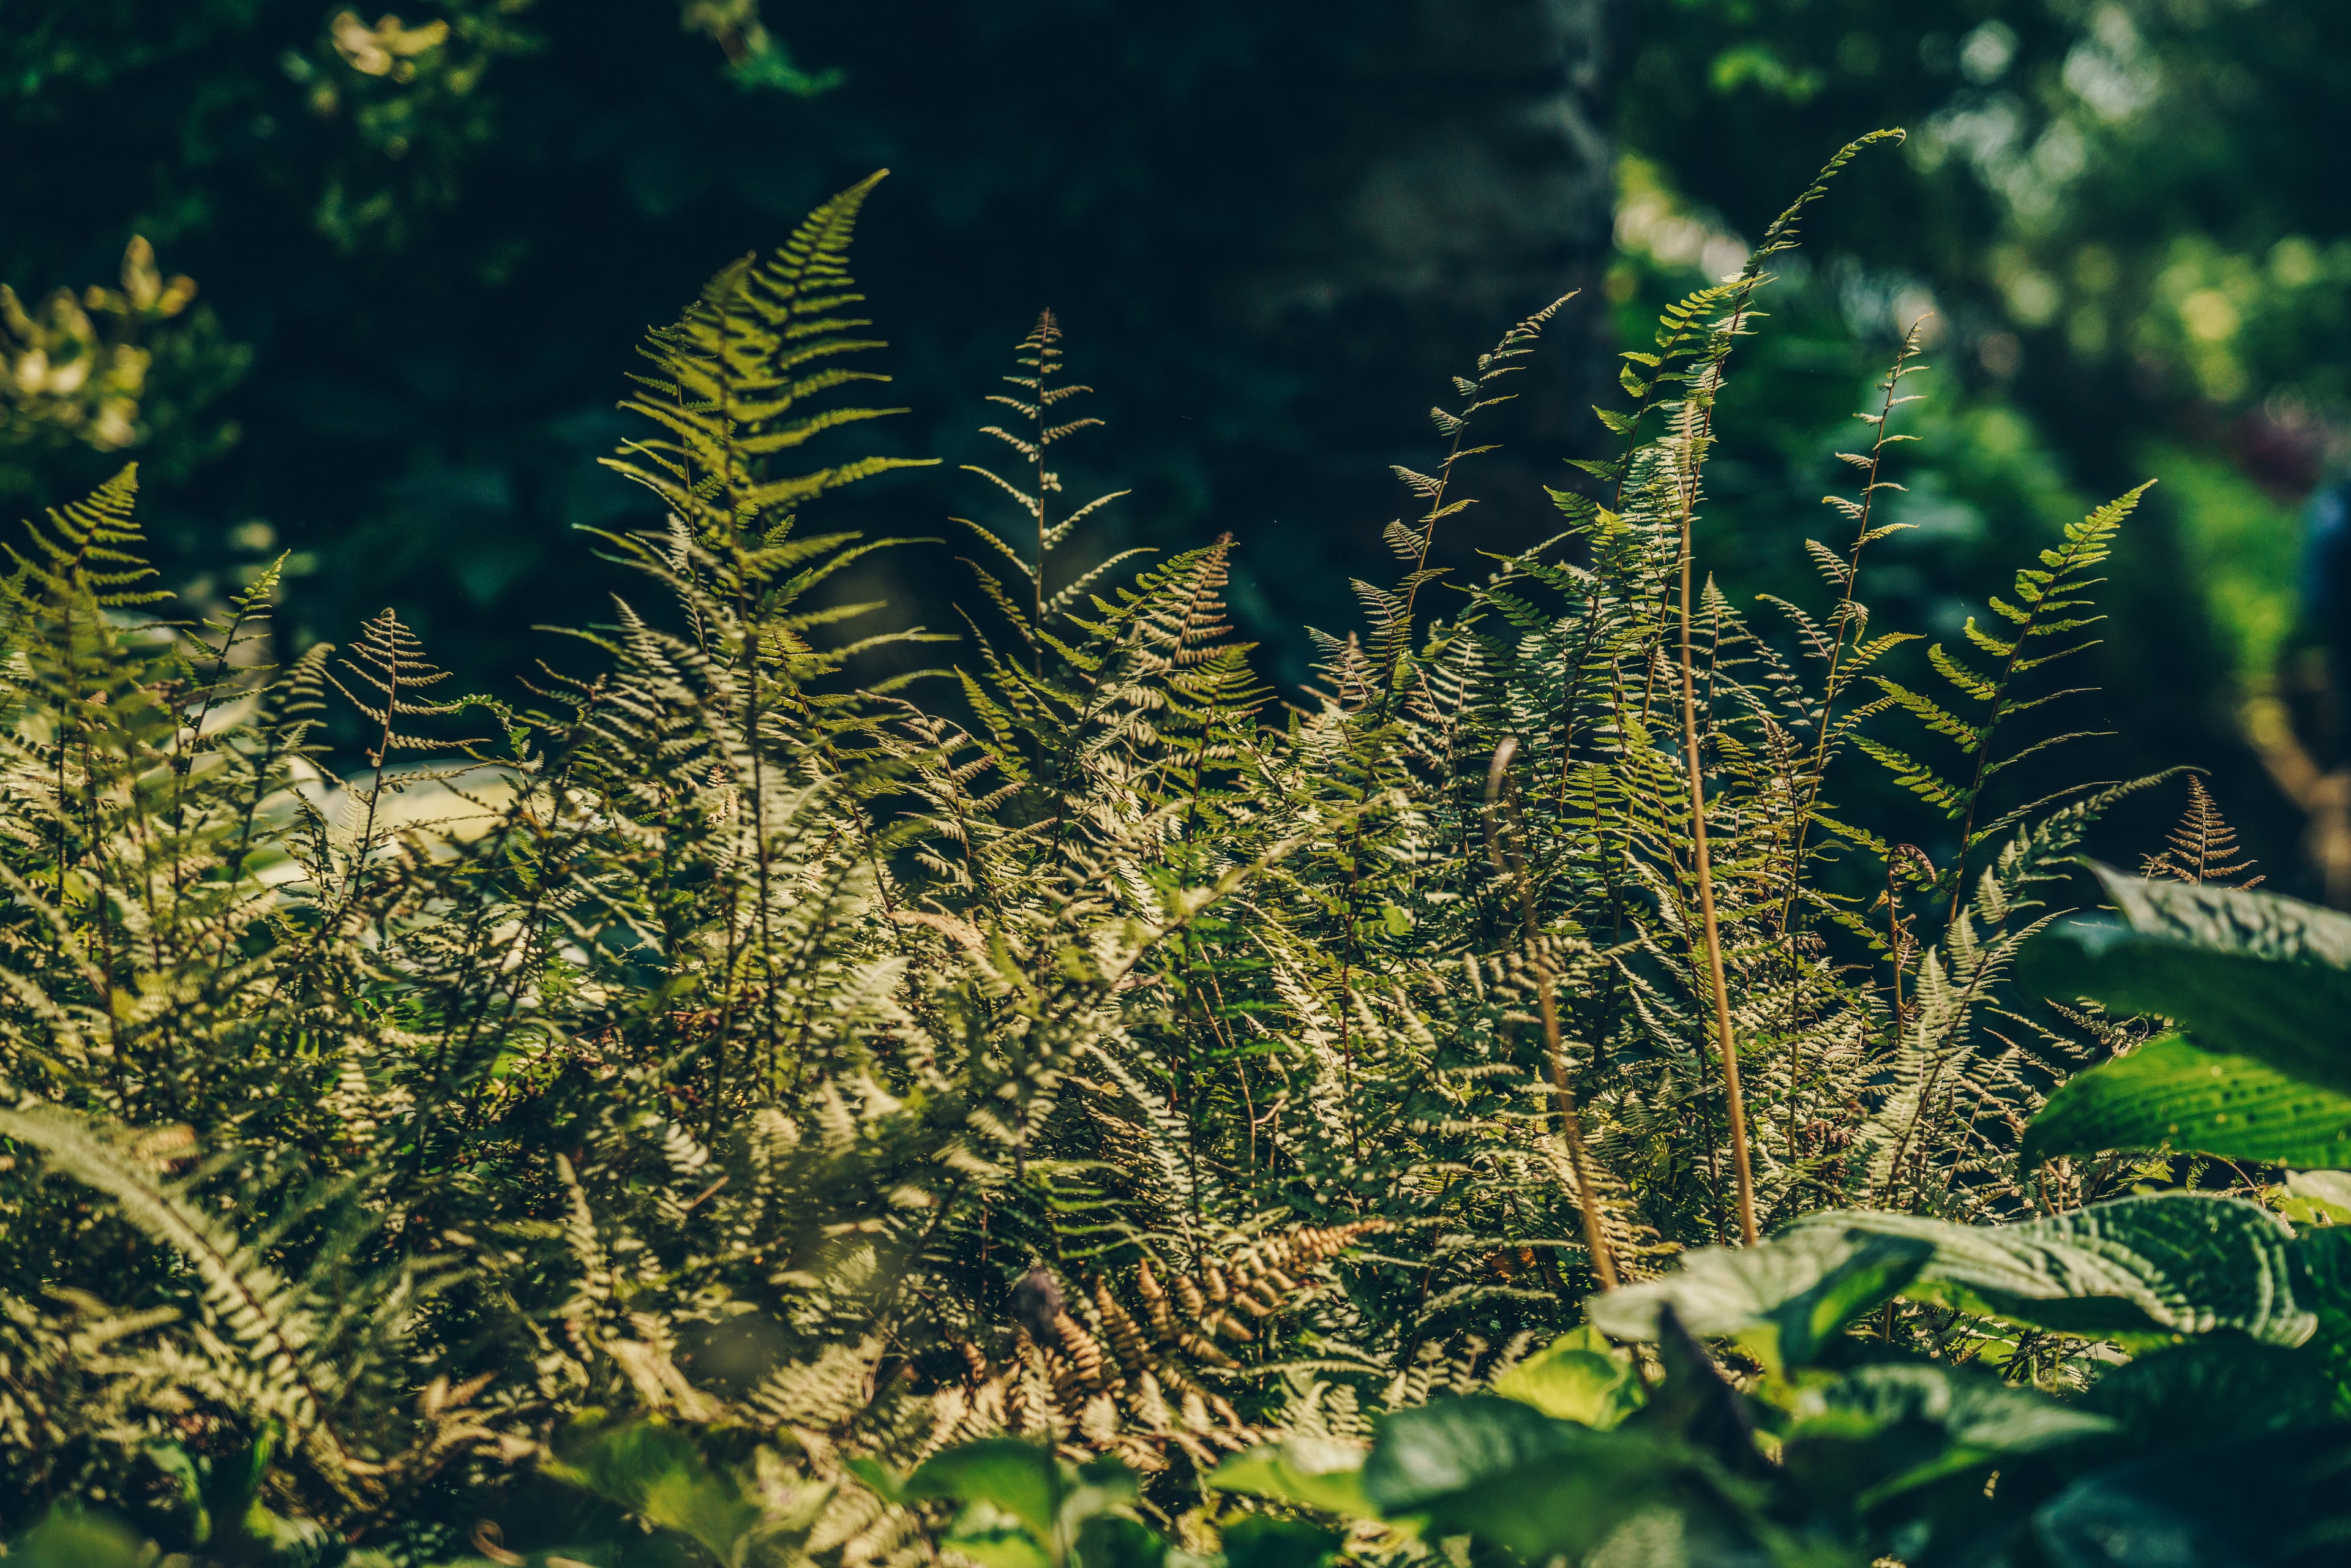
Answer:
(1675, 498, 1758, 1246)
(1487, 738, 1619, 1287)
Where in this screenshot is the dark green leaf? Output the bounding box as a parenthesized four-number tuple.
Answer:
(2076, 1334, 2337, 1450)
(1073, 1513, 1165, 1568)
(2097, 866, 2351, 966)
(1782, 1361, 2113, 1512)
(905, 1438, 1062, 1540)
(1812, 1194, 2314, 1345)
(1589, 1225, 1933, 1370)
(2292, 1228, 2351, 1417)
(2020, 867, 2351, 1095)
(1361, 1396, 1582, 1514)
(2021, 921, 2351, 1096)
(2023, 1033, 2351, 1169)
(1217, 1517, 1340, 1568)
(2033, 1427, 2351, 1568)
(1630, 1307, 1771, 1479)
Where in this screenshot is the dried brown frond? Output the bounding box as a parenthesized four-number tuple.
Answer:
(2142, 775, 2262, 887)
(961, 1221, 1391, 1467)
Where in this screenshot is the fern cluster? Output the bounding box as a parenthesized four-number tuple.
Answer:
(0, 151, 2216, 1562)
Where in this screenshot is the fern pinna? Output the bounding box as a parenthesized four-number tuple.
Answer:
(0, 151, 2186, 1559)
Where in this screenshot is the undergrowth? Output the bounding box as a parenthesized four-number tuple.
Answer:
(0, 140, 2312, 1566)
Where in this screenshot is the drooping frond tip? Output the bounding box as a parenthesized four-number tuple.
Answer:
(1745, 128, 1906, 274)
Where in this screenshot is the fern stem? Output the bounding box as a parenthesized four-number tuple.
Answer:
(1673, 460, 1757, 1247)
(1487, 738, 1619, 1288)
(1776, 322, 1926, 938)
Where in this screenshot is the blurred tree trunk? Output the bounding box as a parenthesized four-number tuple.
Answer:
(803, 0, 1619, 671)
(1224, 0, 1619, 587)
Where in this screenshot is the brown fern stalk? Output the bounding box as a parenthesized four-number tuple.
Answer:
(1676, 528, 1755, 1245)
(1662, 324, 1757, 1244)
(1486, 738, 1619, 1287)
(1645, 139, 1902, 1245)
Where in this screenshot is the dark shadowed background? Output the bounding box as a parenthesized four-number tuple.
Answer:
(6, 0, 2347, 900)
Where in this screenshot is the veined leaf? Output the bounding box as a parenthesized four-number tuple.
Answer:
(1781, 1361, 2114, 1512)
(1208, 1437, 1376, 1518)
(2019, 873, 2351, 1095)
(1804, 1194, 2313, 1346)
(2022, 1034, 2351, 1171)
(1589, 1226, 1932, 1372)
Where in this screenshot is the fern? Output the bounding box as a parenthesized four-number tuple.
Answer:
(2142, 773, 2263, 887)
(0, 157, 2205, 1558)
(1857, 481, 2154, 920)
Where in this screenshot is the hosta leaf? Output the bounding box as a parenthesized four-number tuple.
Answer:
(1207, 1437, 1375, 1518)
(1491, 1326, 1646, 1428)
(2022, 1034, 2351, 1171)
(1781, 1361, 2114, 1512)
(1806, 1194, 2313, 1346)
(2020, 914, 2351, 1097)
(1589, 1226, 1932, 1371)
(2098, 865, 2351, 966)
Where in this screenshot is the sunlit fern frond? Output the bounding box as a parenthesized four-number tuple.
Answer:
(2142, 773, 2263, 887)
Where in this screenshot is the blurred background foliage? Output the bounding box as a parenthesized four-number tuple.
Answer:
(4, 0, 2346, 899)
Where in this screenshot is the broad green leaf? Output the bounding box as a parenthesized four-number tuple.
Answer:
(2075, 1334, 2336, 1450)
(542, 1421, 763, 1564)
(2023, 1033, 2351, 1170)
(1795, 1193, 2314, 1345)
(1588, 1225, 1933, 1370)
(2020, 867, 2351, 1095)
(1491, 1329, 1646, 1428)
(1362, 1398, 1738, 1563)
(904, 1439, 1062, 1540)
(2097, 865, 2351, 966)
(1361, 1397, 1580, 1514)
(1782, 1362, 2113, 1511)
(1218, 1517, 1340, 1568)
(1206, 1437, 1375, 1518)
(2033, 1427, 2351, 1568)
